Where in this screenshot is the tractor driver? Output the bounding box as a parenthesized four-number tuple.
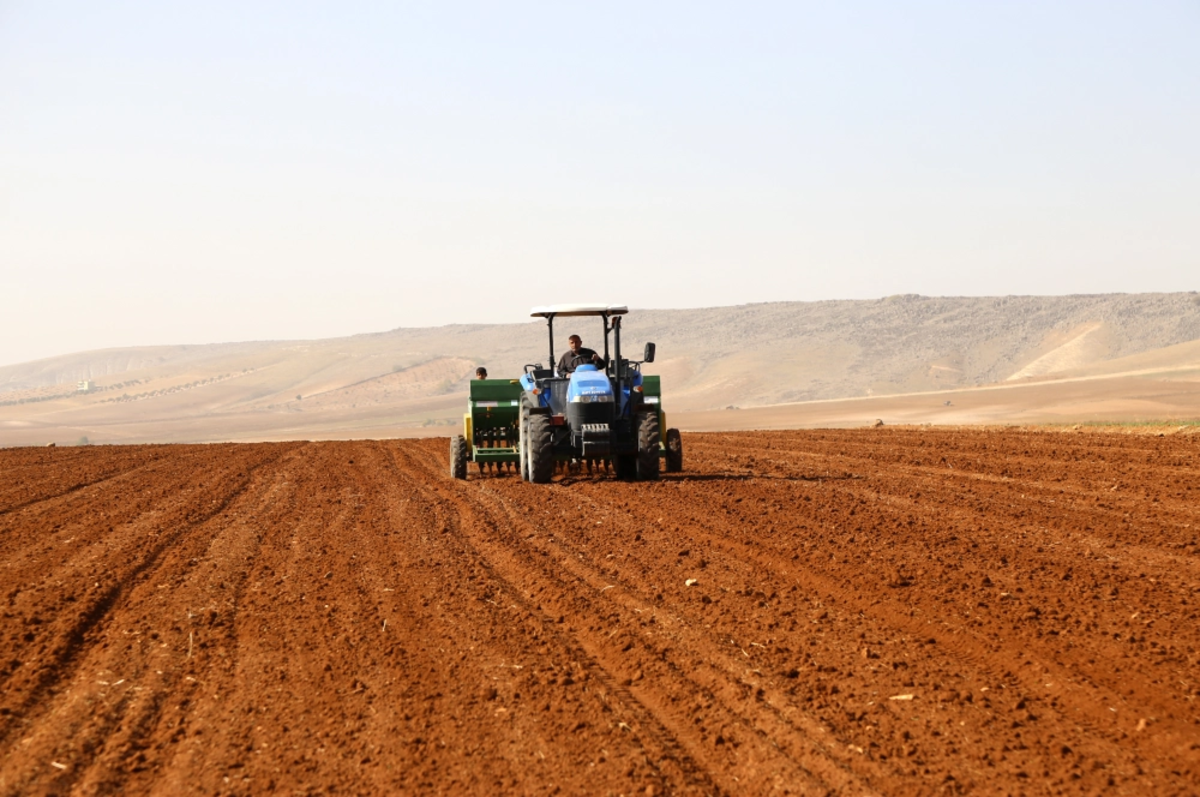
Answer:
(557, 334, 605, 375)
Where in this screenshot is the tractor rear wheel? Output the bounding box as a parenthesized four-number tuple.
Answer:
(527, 414, 554, 483)
(450, 435, 468, 480)
(665, 428, 683, 472)
(637, 412, 660, 481)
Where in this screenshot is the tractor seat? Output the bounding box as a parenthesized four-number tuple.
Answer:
(606, 358, 635, 376)
(528, 368, 554, 380)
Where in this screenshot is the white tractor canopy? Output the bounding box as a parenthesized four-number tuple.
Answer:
(530, 304, 628, 318)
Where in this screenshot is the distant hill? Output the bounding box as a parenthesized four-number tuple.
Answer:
(2, 292, 1199, 445)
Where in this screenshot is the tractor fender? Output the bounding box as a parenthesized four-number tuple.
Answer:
(519, 395, 550, 415)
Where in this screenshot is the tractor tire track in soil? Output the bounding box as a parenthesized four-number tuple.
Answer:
(1, 429, 1197, 795)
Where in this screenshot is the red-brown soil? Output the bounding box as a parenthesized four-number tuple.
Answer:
(1, 430, 1197, 795)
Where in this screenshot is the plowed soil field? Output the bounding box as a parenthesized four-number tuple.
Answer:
(2, 430, 1198, 796)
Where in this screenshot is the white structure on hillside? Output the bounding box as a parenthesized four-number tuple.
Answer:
(77, 380, 94, 393)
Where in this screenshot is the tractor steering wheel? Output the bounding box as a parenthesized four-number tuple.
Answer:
(562, 353, 592, 374)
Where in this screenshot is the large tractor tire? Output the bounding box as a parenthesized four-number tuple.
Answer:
(637, 412, 660, 481)
(450, 435, 468, 480)
(527, 413, 555, 483)
(665, 428, 683, 473)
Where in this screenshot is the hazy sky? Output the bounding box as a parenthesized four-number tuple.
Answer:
(2, 2, 1198, 367)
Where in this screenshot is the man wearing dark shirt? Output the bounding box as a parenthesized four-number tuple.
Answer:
(557, 334, 605, 375)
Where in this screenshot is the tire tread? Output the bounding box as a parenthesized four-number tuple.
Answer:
(665, 428, 683, 473)
(450, 435, 468, 480)
(528, 414, 554, 483)
(637, 412, 660, 481)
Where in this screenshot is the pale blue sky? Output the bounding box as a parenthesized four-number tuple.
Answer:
(2, 1, 1197, 366)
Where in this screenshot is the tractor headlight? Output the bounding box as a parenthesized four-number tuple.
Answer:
(571, 394, 612, 403)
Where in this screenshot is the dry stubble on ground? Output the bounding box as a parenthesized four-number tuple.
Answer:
(1, 430, 1198, 795)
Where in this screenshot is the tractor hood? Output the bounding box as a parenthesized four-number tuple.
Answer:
(567, 365, 613, 403)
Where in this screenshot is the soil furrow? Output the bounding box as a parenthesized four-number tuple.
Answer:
(383, 442, 724, 794)
(0, 444, 296, 795)
(400, 444, 920, 794)
(0, 446, 185, 518)
(0, 431, 1196, 795)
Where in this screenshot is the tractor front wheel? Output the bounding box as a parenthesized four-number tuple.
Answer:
(665, 428, 683, 473)
(450, 435, 468, 480)
(637, 412, 660, 481)
(527, 414, 554, 483)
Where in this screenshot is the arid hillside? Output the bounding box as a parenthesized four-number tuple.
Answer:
(2, 293, 1200, 445)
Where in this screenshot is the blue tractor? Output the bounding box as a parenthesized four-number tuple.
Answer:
(513, 304, 682, 483)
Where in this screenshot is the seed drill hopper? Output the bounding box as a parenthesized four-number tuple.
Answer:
(450, 304, 683, 482)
